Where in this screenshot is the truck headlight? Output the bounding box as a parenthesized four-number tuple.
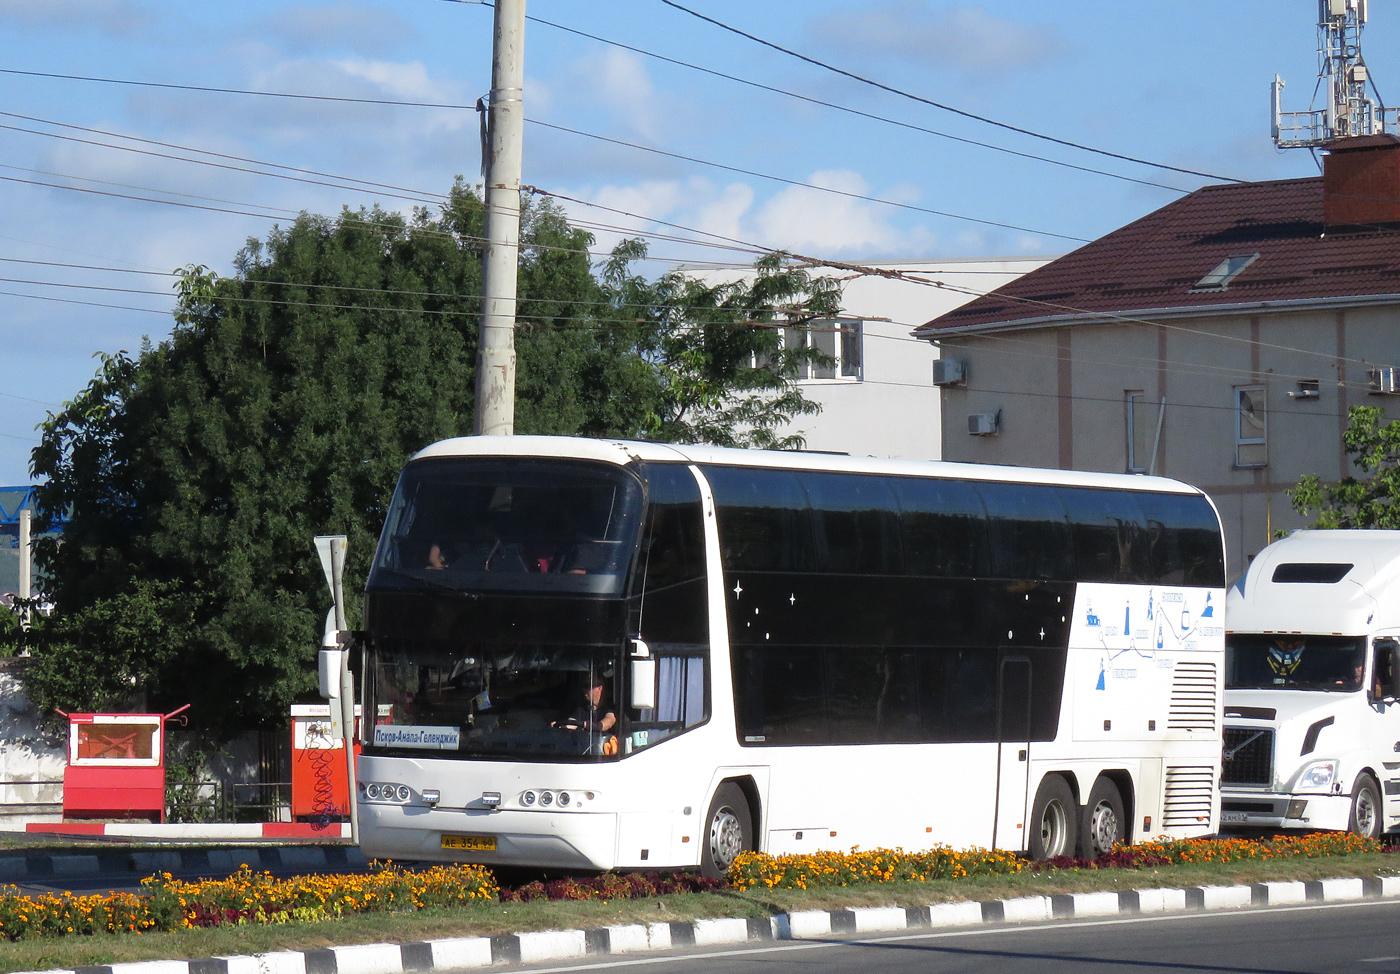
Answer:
(1297, 761, 1337, 791)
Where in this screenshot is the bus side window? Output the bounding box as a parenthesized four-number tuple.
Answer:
(704, 466, 814, 572)
(892, 477, 988, 577)
(1136, 492, 1226, 588)
(1059, 487, 1149, 583)
(978, 482, 1072, 581)
(800, 472, 903, 575)
(637, 464, 708, 645)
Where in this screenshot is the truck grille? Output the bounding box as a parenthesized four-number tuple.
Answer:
(1163, 765, 1216, 829)
(1168, 661, 1218, 731)
(1221, 726, 1273, 786)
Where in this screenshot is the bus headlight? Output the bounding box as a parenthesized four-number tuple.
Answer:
(1297, 761, 1337, 792)
(521, 791, 536, 806)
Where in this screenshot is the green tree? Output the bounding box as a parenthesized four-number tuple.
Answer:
(26, 183, 840, 741)
(1291, 404, 1400, 528)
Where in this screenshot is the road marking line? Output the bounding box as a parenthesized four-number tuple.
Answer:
(511, 898, 1400, 973)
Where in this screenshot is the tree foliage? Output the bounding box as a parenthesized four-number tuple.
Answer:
(25, 183, 839, 740)
(1290, 405, 1400, 528)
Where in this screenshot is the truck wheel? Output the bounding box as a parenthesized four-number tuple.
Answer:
(1079, 778, 1126, 859)
(701, 783, 752, 879)
(1028, 775, 1076, 860)
(1349, 774, 1382, 839)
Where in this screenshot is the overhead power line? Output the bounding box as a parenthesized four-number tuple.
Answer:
(436, 0, 1187, 194)
(527, 119, 1089, 243)
(657, 0, 1247, 185)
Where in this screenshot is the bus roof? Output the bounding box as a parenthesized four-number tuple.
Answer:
(1228, 529, 1400, 636)
(410, 435, 1205, 496)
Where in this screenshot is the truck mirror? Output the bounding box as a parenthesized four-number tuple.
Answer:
(1375, 639, 1400, 701)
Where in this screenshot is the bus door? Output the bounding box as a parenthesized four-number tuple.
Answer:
(993, 654, 1033, 851)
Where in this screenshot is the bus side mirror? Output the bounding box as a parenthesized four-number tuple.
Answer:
(630, 639, 656, 710)
(319, 606, 343, 699)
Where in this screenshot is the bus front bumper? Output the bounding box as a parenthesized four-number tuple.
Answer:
(1219, 792, 1352, 832)
(357, 804, 619, 870)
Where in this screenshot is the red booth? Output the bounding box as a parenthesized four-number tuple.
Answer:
(61, 707, 187, 822)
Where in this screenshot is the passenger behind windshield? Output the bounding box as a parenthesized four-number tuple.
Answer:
(1226, 634, 1367, 691)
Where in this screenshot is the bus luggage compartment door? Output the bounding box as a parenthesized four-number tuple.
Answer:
(993, 655, 1033, 851)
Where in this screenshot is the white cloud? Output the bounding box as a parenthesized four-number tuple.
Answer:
(806, 3, 1065, 72)
(558, 171, 938, 265)
(559, 49, 677, 142)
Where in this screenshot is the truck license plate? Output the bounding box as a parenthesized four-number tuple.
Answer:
(441, 833, 497, 851)
(1220, 811, 1249, 823)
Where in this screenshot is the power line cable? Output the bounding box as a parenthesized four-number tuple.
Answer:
(657, 0, 1247, 185)
(527, 119, 1089, 243)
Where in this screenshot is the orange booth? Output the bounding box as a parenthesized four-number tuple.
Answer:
(61, 706, 188, 822)
(290, 703, 359, 822)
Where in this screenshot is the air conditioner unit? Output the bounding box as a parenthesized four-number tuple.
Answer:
(968, 411, 1000, 436)
(932, 358, 967, 386)
(1368, 367, 1400, 395)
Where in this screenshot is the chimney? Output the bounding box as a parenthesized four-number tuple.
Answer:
(1323, 134, 1400, 227)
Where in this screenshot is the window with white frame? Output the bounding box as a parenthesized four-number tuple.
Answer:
(1235, 385, 1267, 468)
(780, 320, 863, 381)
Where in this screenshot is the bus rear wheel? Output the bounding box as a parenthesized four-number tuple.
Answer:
(1028, 775, 1076, 860)
(701, 783, 753, 879)
(1349, 774, 1382, 839)
(1080, 778, 1125, 860)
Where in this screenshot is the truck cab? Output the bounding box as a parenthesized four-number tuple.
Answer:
(1223, 530, 1400, 836)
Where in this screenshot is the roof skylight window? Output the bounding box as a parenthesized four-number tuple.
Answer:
(1190, 253, 1259, 292)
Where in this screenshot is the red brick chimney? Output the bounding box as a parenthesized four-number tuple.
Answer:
(1324, 134, 1400, 226)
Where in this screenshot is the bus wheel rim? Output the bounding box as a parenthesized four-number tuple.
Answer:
(1090, 801, 1118, 853)
(710, 807, 743, 867)
(1039, 799, 1067, 857)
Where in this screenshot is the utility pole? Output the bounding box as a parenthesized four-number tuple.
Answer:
(474, 0, 526, 436)
(17, 507, 30, 631)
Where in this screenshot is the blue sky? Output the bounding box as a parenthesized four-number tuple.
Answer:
(0, 0, 1383, 483)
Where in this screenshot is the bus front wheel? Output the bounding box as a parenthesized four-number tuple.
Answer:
(1028, 775, 1076, 860)
(701, 783, 753, 879)
(1080, 778, 1125, 859)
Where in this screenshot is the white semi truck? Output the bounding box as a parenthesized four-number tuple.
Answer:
(1222, 530, 1400, 836)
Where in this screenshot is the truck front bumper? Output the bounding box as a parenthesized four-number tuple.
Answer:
(1219, 792, 1352, 832)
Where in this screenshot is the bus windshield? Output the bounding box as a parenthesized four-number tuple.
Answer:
(367, 638, 622, 761)
(370, 458, 644, 596)
(1226, 634, 1367, 691)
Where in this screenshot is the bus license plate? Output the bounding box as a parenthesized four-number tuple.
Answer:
(441, 833, 497, 851)
(1220, 811, 1249, 823)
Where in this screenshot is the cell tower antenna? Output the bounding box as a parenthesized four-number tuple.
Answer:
(1272, 0, 1396, 148)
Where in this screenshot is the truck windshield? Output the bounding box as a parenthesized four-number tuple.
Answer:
(370, 458, 644, 596)
(366, 637, 623, 762)
(1226, 634, 1367, 691)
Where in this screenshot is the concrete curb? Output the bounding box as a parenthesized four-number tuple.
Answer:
(0, 846, 368, 881)
(15, 876, 1400, 974)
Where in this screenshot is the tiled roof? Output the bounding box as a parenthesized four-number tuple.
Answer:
(915, 176, 1400, 335)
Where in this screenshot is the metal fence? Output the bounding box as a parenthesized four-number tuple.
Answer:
(165, 780, 291, 824)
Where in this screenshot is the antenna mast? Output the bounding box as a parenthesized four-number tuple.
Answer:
(1272, 0, 1395, 148)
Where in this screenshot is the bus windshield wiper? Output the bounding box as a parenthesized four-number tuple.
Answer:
(375, 567, 480, 600)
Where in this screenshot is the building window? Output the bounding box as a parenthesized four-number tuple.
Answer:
(1235, 385, 1267, 468)
(780, 320, 862, 381)
(1125, 391, 1157, 474)
(1190, 254, 1259, 292)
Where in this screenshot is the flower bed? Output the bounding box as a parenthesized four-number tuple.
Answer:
(500, 871, 722, 902)
(727, 833, 1394, 891)
(0, 862, 497, 942)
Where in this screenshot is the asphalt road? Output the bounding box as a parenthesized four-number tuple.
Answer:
(504, 900, 1400, 974)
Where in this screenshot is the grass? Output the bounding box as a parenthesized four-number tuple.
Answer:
(2, 854, 1399, 973)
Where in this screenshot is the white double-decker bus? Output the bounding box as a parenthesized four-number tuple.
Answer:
(352, 436, 1226, 876)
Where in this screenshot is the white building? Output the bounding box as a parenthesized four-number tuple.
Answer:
(684, 257, 1054, 459)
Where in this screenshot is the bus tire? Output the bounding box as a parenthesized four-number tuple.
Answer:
(1349, 774, 1382, 839)
(701, 783, 752, 879)
(1028, 775, 1076, 860)
(1080, 778, 1125, 859)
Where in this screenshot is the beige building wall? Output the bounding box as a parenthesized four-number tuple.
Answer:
(937, 305, 1400, 580)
